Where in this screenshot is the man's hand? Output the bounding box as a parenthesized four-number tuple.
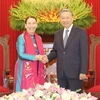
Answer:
(41, 55, 49, 64)
(79, 73, 88, 80)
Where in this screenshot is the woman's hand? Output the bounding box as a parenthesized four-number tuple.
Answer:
(34, 55, 42, 61)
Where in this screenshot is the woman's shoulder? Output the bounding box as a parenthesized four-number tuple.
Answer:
(17, 33, 25, 42)
(18, 33, 24, 38)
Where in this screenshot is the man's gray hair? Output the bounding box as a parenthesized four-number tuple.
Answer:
(60, 9, 74, 16)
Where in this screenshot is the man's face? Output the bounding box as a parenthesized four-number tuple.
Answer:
(25, 18, 37, 34)
(60, 12, 74, 28)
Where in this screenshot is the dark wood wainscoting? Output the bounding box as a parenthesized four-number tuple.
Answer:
(39, 34, 54, 42)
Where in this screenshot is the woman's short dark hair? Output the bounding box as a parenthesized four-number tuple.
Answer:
(25, 16, 37, 23)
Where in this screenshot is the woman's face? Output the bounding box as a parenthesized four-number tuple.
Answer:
(25, 18, 37, 34)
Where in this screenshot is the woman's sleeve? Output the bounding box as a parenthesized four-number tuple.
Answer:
(16, 35, 35, 61)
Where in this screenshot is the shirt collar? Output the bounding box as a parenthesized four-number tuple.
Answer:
(63, 24, 73, 39)
(64, 24, 73, 31)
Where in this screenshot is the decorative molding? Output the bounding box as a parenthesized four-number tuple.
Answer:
(43, 43, 57, 83)
(89, 34, 100, 85)
(89, 34, 100, 71)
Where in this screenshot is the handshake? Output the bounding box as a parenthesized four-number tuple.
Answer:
(35, 55, 49, 64)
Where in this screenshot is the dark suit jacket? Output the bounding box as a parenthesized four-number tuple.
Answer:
(48, 25, 88, 79)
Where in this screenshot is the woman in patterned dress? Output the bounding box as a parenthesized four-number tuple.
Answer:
(14, 16, 46, 92)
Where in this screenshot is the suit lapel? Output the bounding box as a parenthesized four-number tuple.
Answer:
(65, 25, 76, 49)
(59, 29, 64, 48)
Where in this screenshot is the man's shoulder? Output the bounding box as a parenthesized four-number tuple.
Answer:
(55, 28, 63, 35)
(73, 25, 86, 31)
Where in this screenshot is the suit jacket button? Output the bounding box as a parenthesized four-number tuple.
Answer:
(63, 52, 65, 54)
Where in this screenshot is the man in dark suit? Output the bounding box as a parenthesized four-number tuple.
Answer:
(42, 9, 88, 92)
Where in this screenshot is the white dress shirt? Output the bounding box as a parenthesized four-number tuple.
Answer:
(63, 24, 73, 40)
